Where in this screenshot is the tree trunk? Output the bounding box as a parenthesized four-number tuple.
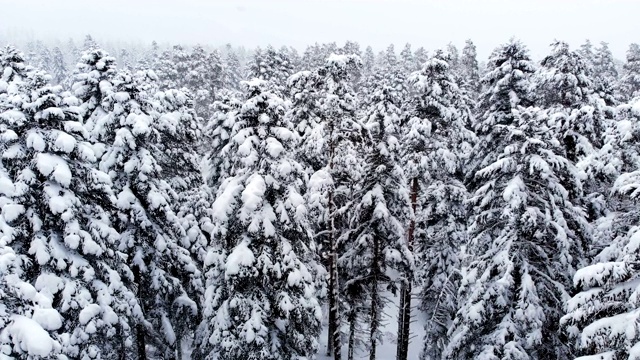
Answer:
(133, 265, 148, 360)
(397, 177, 418, 360)
(369, 234, 381, 360)
(348, 306, 357, 360)
(327, 119, 342, 360)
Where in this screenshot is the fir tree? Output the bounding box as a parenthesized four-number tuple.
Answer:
(344, 83, 413, 360)
(93, 70, 202, 359)
(198, 79, 322, 360)
(468, 39, 536, 183)
(592, 41, 619, 106)
(460, 39, 482, 96)
(414, 47, 428, 71)
(224, 44, 243, 90)
(305, 54, 363, 360)
(362, 46, 376, 75)
(561, 98, 640, 360)
(618, 43, 640, 102)
(50, 47, 67, 85)
(405, 51, 475, 360)
(0, 67, 137, 358)
(400, 43, 415, 73)
(446, 106, 589, 360)
(537, 41, 610, 221)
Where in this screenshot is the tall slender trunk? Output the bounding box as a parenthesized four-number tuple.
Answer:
(133, 265, 148, 360)
(397, 177, 418, 360)
(347, 306, 357, 360)
(326, 120, 342, 360)
(176, 329, 183, 360)
(369, 234, 381, 360)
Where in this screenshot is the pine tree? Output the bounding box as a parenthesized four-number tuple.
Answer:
(197, 79, 322, 360)
(301, 43, 325, 71)
(560, 97, 640, 360)
(592, 42, 619, 106)
(203, 89, 243, 193)
(537, 41, 610, 221)
(404, 51, 475, 360)
(445, 106, 589, 360)
(414, 47, 428, 71)
(92, 70, 202, 359)
(156, 45, 190, 91)
(0, 46, 33, 85)
(344, 83, 413, 360)
(71, 49, 118, 137)
(83, 34, 98, 51)
(341, 41, 362, 58)
(618, 43, 640, 102)
(0, 66, 137, 358)
(400, 43, 414, 73)
(362, 46, 376, 75)
(578, 39, 595, 64)
(302, 54, 363, 360)
(224, 44, 243, 90)
(460, 39, 481, 96)
(537, 41, 605, 151)
(50, 47, 67, 85)
(468, 39, 537, 182)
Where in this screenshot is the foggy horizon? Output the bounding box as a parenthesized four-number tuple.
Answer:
(1, 0, 638, 60)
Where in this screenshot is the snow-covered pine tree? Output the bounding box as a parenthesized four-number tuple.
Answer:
(0, 66, 137, 358)
(224, 44, 243, 90)
(286, 69, 324, 174)
(445, 106, 589, 360)
(579, 40, 595, 64)
(400, 43, 415, 73)
(560, 97, 640, 360)
(197, 79, 322, 360)
(301, 43, 325, 72)
(362, 46, 376, 75)
(378, 44, 398, 73)
(156, 45, 189, 91)
(50, 46, 67, 85)
(203, 89, 243, 193)
(341, 41, 362, 58)
(536, 40, 611, 222)
(93, 69, 202, 359)
(186, 45, 216, 119)
(287, 46, 302, 73)
(71, 48, 118, 136)
(618, 43, 640, 102)
(414, 47, 428, 71)
(592, 41, 619, 106)
(300, 54, 363, 360)
(136, 41, 160, 72)
(120, 48, 133, 71)
(404, 50, 475, 360)
(83, 34, 98, 51)
(536, 40, 607, 161)
(460, 39, 481, 97)
(343, 82, 413, 360)
(467, 39, 537, 184)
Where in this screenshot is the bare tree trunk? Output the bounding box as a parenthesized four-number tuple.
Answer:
(397, 177, 418, 360)
(369, 234, 381, 360)
(133, 265, 148, 360)
(327, 120, 342, 360)
(347, 306, 357, 360)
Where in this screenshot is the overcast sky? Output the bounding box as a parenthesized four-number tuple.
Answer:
(1, 0, 638, 60)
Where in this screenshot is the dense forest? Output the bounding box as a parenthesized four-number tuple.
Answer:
(1, 34, 640, 360)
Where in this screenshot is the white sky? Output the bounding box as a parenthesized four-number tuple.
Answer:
(1, 0, 638, 60)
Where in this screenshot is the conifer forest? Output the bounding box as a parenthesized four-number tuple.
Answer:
(1, 24, 640, 360)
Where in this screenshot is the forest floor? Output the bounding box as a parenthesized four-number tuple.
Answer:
(317, 291, 426, 360)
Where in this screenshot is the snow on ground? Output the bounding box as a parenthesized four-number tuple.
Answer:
(181, 289, 425, 359)
(318, 289, 425, 360)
